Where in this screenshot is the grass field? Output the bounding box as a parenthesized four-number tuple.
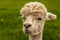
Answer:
(0, 0, 60, 40)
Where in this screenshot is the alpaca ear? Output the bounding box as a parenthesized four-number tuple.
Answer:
(45, 12, 57, 20)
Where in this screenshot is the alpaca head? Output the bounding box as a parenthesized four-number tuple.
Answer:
(20, 2, 57, 35)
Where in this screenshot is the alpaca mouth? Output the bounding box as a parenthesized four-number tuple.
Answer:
(25, 29, 31, 34)
(26, 31, 30, 34)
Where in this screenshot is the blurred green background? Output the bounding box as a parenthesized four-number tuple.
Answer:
(0, 0, 60, 40)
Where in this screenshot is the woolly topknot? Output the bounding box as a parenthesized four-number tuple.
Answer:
(20, 2, 47, 15)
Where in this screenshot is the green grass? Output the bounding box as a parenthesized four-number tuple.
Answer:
(0, 0, 60, 40)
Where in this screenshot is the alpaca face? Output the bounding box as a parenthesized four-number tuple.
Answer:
(22, 13, 45, 35)
(20, 2, 46, 35)
(20, 2, 57, 35)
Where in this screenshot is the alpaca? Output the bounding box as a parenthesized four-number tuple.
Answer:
(20, 2, 57, 40)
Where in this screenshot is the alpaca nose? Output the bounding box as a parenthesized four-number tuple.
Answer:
(24, 24, 31, 28)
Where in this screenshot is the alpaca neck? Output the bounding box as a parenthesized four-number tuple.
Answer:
(29, 33, 42, 40)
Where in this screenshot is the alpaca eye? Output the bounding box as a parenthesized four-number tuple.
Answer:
(37, 18, 42, 20)
(23, 17, 26, 20)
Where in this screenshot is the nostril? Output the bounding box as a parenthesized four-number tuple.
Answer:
(24, 24, 31, 28)
(24, 24, 27, 27)
(28, 25, 31, 27)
